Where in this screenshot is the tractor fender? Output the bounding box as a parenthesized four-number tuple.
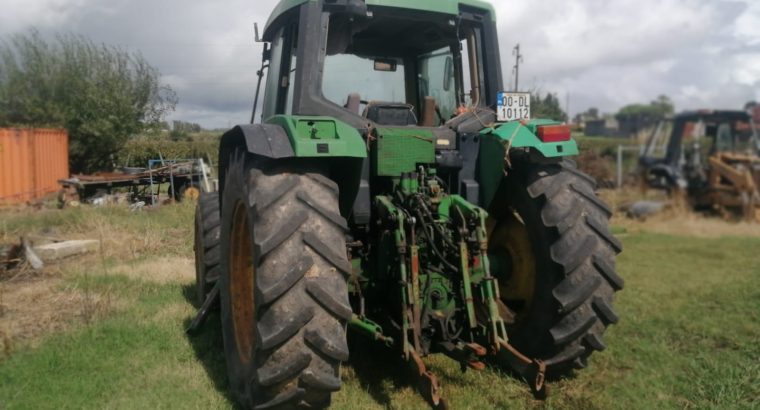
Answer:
(218, 123, 365, 219)
(220, 123, 295, 162)
(218, 124, 295, 203)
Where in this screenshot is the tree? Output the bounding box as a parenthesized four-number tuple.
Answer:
(615, 95, 674, 123)
(0, 30, 177, 173)
(650, 95, 674, 116)
(574, 107, 600, 124)
(531, 92, 567, 122)
(170, 120, 203, 141)
(613, 95, 675, 137)
(586, 107, 600, 119)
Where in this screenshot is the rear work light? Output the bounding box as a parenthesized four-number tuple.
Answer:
(536, 125, 571, 142)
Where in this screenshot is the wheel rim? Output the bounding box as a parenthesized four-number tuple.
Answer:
(229, 200, 255, 364)
(488, 211, 536, 321)
(185, 187, 201, 202)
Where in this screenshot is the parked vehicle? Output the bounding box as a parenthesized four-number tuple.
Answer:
(190, 1, 623, 407)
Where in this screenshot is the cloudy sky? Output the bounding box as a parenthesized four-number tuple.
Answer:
(2, 0, 759, 128)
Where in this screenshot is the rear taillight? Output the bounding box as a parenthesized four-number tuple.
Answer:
(536, 125, 571, 142)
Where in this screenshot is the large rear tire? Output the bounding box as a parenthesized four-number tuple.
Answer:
(219, 153, 351, 409)
(194, 192, 221, 306)
(489, 159, 624, 375)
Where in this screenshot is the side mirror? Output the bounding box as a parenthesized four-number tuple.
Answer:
(443, 56, 454, 91)
(254, 23, 262, 43)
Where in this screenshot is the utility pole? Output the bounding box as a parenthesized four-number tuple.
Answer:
(512, 43, 523, 92)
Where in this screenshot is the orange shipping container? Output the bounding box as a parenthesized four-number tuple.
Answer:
(0, 128, 69, 204)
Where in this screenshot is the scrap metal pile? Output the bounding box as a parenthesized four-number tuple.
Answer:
(58, 159, 211, 207)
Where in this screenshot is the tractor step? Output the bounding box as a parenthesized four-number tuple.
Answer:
(185, 283, 219, 335)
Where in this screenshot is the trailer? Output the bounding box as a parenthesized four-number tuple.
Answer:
(58, 158, 212, 207)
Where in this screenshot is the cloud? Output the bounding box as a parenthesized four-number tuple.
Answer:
(0, 0, 94, 33)
(1, 0, 275, 129)
(1, 0, 759, 126)
(495, 0, 758, 114)
(735, 0, 760, 45)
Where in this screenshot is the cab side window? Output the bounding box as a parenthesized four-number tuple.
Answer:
(261, 22, 298, 120)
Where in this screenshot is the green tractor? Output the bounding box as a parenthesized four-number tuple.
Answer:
(190, 0, 623, 408)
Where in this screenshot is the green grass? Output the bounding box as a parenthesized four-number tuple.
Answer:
(574, 135, 638, 155)
(1, 206, 759, 409)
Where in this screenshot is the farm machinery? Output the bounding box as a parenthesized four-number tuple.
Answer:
(189, 0, 623, 408)
(640, 110, 760, 222)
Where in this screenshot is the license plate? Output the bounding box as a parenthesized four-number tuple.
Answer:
(496, 92, 531, 122)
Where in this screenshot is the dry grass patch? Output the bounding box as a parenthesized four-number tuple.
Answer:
(111, 256, 194, 284)
(598, 187, 760, 238)
(611, 207, 760, 238)
(0, 203, 194, 359)
(0, 273, 115, 357)
(622, 213, 760, 238)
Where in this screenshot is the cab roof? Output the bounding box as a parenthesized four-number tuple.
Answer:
(264, 0, 496, 38)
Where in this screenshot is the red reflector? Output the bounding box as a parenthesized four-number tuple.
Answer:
(537, 125, 571, 142)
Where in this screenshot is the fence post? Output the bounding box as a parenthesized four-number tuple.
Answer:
(617, 145, 623, 189)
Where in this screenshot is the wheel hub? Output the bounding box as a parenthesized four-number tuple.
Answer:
(185, 186, 201, 202)
(488, 212, 536, 321)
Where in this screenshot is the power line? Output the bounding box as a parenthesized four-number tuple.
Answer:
(512, 43, 523, 92)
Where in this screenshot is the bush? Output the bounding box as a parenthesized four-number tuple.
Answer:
(0, 30, 176, 173)
(116, 132, 221, 169)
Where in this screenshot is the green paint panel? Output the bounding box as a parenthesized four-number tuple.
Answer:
(265, 0, 315, 37)
(265, 0, 496, 34)
(481, 119, 579, 158)
(478, 119, 579, 208)
(437, 194, 485, 221)
(373, 128, 436, 176)
(295, 118, 338, 140)
(266, 115, 367, 158)
(367, 0, 495, 18)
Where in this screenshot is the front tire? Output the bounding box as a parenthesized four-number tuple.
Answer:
(489, 160, 624, 375)
(219, 153, 351, 408)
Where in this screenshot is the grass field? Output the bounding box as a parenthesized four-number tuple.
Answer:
(1, 204, 759, 409)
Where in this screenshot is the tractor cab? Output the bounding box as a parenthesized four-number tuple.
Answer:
(640, 110, 758, 189)
(242, 0, 576, 214)
(641, 110, 758, 164)
(256, 0, 502, 130)
(640, 110, 760, 220)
